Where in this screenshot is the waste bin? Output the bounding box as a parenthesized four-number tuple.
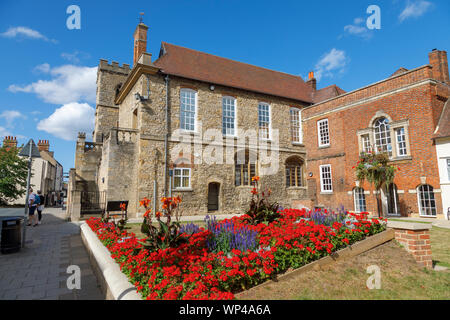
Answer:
(1, 217, 23, 254)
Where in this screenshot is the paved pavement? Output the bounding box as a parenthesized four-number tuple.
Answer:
(386, 216, 450, 229)
(0, 207, 104, 300)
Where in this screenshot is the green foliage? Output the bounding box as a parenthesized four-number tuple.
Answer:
(139, 196, 188, 251)
(244, 176, 281, 225)
(355, 152, 396, 190)
(0, 145, 28, 204)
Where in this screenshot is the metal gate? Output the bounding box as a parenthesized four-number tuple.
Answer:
(80, 191, 106, 216)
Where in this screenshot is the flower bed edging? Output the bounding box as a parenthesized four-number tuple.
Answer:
(80, 223, 142, 300)
(235, 228, 395, 299)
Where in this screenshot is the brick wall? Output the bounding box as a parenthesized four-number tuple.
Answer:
(302, 53, 450, 217)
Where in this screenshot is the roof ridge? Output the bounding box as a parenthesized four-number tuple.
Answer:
(159, 42, 307, 83)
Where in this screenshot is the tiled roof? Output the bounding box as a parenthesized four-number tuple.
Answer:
(312, 85, 346, 104)
(433, 98, 450, 139)
(153, 42, 314, 104)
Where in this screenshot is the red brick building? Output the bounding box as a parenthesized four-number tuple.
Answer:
(300, 49, 450, 219)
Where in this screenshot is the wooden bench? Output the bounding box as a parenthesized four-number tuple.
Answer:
(103, 201, 128, 221)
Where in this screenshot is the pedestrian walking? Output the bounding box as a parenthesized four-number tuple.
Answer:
(37, 190, 45, 225)
(27, 188, 38, 227)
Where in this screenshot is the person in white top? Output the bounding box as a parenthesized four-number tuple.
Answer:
(27, 188, 38, 227)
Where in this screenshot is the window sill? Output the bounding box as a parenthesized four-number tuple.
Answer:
(389, 155, 412, 162)
(173, 188, 193, 192)
(287, 186, 307, 190)
(236, 185, 254, 189)
(291, 142, 305, 147)
(179, 130, 200, 137)
(320, 191, 334, 195)
(318, 144, 330, 149)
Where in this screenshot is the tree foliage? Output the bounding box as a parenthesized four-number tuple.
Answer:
(0, 145, 28, 205)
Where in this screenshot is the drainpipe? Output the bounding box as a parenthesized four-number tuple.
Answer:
(163, 75, 170, 197)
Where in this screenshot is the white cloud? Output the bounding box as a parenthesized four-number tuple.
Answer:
(399, 0, 432, 22)
(8, 64, 97, 105)
(33, 63, 51, 74)
(314, 48, 348, 81)
(343, 17, 373, 39)
(61, 51, 90, 64)
(37, 102, 95, 141)
(0, 26, 57, 43)
(0, 110, 26, 127)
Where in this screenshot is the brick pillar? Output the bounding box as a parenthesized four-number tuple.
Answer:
(388, 221, 433, 269)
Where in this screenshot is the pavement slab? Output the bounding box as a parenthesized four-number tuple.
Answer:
(0, 208, 104, 300)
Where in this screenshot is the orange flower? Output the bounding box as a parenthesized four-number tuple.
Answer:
(251, 188, 258, 195)
(119, 203, 126, 211)
(251, 176, 260, 182)
(155, 211, 162, 219)
(143, 209, 151, 218)
(139, 197, 151, 208)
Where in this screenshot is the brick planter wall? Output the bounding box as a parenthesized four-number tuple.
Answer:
(387, 221, 433, 269)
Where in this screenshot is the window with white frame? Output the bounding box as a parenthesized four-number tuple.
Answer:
(173, 168, 191, 189)
(418, 184, 436, 216)
(320, 165, 333, 192)
(222, 96, 236, 136)
(373, 117, 392, 156)
(180, 89, 197, 131)
(317, 119, 330, 147)
(353, 187, 367, 212)
(395, 127, 407, 156)
(290, 108, 302, 143)
(258, 103, 271, 139)
(361, 134, 371, 153)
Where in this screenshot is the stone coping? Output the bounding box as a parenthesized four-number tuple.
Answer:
(80, 223, 142, 300)
(386, 220, 432, 230)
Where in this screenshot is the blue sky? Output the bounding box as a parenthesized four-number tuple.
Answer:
(0, 0, 449, 172)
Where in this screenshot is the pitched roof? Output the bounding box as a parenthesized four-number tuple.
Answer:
(153, 42, 314, 104)
(433, 98, 450, 139)
(312, 84, 346, 104)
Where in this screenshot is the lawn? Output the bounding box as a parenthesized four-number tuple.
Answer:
(237, 226, 450, 300)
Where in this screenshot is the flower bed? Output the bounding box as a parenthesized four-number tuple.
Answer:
(86, 208, 385, 300)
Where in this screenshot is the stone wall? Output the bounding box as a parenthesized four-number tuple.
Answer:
(109, 72, 311, 217)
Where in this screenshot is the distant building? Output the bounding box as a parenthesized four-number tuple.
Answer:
(2, 137, 64, 206)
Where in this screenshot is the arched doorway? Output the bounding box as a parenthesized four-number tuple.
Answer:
(208, 182, 220, 212)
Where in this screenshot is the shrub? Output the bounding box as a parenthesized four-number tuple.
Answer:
(245, 176, 281, 225)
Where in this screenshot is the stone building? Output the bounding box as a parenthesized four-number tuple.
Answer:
(301, 49, 450, 219)
(68, 22, 343, 219)
(69, 21, 449, 220)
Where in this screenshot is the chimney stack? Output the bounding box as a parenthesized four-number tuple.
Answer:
(429, 49, 449, 84)
(2, 136, 17, 149)
(306, 71, 317, 91)
(37, 139, 50, 152)
(133, 22, 149, 66)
